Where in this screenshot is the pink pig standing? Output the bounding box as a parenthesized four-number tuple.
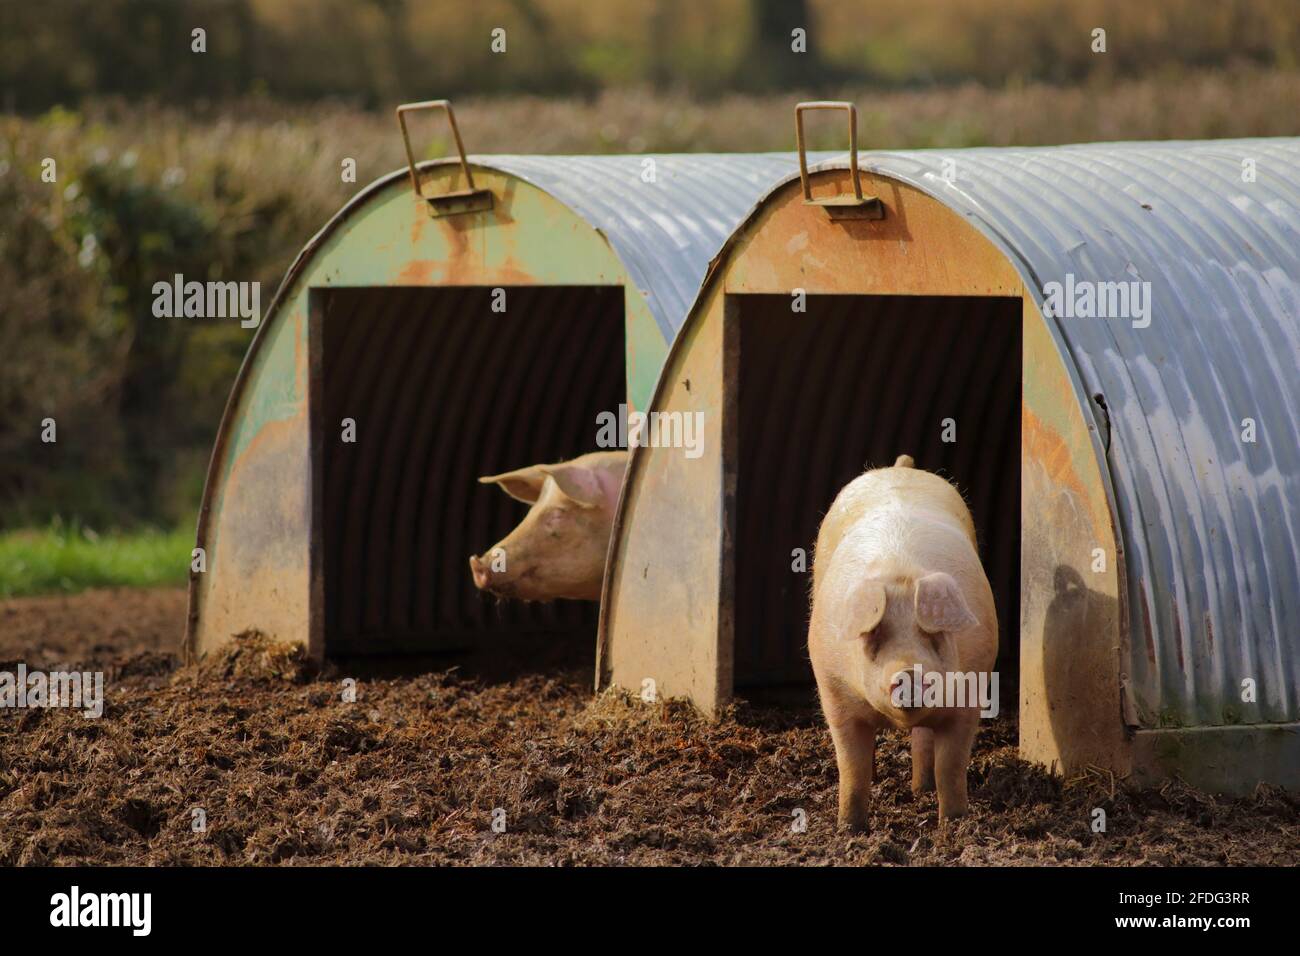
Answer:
(808, 455, 998, 830)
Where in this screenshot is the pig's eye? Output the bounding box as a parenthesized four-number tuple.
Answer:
(861, 628, 884, 658)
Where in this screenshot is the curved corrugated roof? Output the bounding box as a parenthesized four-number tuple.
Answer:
(795, 139, 1300, 728)
(480, 153, 833, 339)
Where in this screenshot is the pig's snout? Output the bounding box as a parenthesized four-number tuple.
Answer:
(890, 668, 921, 709)
(469, 554, 492, 591)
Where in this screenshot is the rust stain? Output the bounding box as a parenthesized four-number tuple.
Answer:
(397, 259, 435, 284)
(483, 254, 538, 286)
(1022, 404, 1088, 504)
(409, 204, 427, 245)
(1139, 579, 1156, 664)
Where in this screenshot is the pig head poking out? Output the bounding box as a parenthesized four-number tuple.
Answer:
(808, 454, 997, 830)
(469, 450, 628, 602)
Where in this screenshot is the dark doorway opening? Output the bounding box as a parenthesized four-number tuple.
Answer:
(731, 294, 1022, 699)
(311, 286, 625, 657)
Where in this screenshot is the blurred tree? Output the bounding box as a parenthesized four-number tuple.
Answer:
(1, 0, 1297, 108)
(743, 0, 831, 90)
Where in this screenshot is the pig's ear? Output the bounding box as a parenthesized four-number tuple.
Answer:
(914, 572, 978, 634)
(821, 576, 887, 640)
(540, 462, 621, 510)
(478, 466, 549, 504)
(854, 579, 888, 636)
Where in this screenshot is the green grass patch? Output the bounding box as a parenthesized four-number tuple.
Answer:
(0, 523, 192, 599)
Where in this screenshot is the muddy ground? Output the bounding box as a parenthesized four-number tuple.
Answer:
(1, 588, 1296, 866)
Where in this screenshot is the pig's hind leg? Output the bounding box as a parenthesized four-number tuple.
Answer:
(828, 717, 877, 833)
(910, 727, 936, 794)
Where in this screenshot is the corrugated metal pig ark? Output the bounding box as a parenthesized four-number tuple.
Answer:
(185, 101, 812, 664)
(599, 106, 1300, 794)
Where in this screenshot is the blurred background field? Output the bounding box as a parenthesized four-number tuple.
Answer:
(1, 0, 1297, 592)
(4, 0, 1297, 105)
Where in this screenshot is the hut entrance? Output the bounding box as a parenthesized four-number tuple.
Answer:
(729, 293, 1022, 700)
(310, 285, 625, 657)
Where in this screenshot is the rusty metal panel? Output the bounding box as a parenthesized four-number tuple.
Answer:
(809, 140, 1300, 730)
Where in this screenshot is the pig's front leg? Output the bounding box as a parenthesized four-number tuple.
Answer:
(910, 727, 935, 794)
(933, 713, 980, 822)
(828, 717, 877, 833)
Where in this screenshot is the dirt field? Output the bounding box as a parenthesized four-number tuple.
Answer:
(1, 588, 1296, 866)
